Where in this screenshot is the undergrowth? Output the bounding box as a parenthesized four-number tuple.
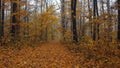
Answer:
(66, 40, 120, 68)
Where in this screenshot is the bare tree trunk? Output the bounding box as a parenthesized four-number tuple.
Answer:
(93, 0, 99, 41)
(24, 0, 29, 37)
(40, 0, 43, 41)
(118, 0, 120, 41)
(61, 0, 66, 41)
(11, 0, 20, 40)
(88, 0, 92, 38)
(0, 0, 4, 39)
(71, 0, 78, 43)
(107, 0, 112, 42)
(45, 0, 48, 41)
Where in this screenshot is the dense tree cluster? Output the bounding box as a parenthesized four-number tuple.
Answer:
(0, 0, 119, 45)
(60, 0, 119, 44)
(0, 0, 58, 45)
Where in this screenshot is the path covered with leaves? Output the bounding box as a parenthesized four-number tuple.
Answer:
(0, 42, 78, 68)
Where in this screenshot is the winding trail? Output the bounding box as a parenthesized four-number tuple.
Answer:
(0, 42, 78, 68)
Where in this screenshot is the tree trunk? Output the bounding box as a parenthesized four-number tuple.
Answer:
(45, 0, 48, 41)
(88, 0, 92, 38)
(11, 0, 20, 40)
(61, 0, 66, 41)
(71, 0, 78, 43)
(118, 0, 120, 41)
(0, 0, 4, 39)
(93, 0, 99, 41)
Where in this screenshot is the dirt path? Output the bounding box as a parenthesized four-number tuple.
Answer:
(0, 42, 78, 68)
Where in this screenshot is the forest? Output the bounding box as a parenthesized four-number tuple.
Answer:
(0, 0, 120, 68)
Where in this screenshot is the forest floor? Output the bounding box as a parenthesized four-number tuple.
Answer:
(0, 42, 79, 68)
(0, 42, 120, 68)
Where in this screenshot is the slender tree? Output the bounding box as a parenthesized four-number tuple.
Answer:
(88, 0, 93, 38)
(11, 0, 20, 39)
(93, 0, 99, 41)
(0, 0, 4, 39)
(61, 0, 66, 41)
(40, 0, 43, 41)
(118, 0, 120, 41)
(71, 0, 78, 43)
(45, 0, 48, 41)
(23, 0, 29, 37)
(0, 0, 1, 38)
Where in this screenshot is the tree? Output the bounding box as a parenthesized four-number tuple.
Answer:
(107, 0, 112, 42)
(118, 0, 120, 41)
(0, 0, 4, 39)
(45, 0, 49, 41)
(11, 0, 20, 39)
(61, 0, 66, 41)
(93, 0, 99, 41)
(71, 0, 78, 43)
(88, 0, 92, 38)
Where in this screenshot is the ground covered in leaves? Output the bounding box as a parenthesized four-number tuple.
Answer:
(0, 42, 78, 68)
(0, 42, 120, 68)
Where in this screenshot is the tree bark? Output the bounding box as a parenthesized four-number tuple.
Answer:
(11, 0, 20, 39)
(118, 0, 120, 41)
(0, 0, 4, 39)
(61, 0, 66, 41)
(71, 0, 78, 43)
(93, 0, 99, 41)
